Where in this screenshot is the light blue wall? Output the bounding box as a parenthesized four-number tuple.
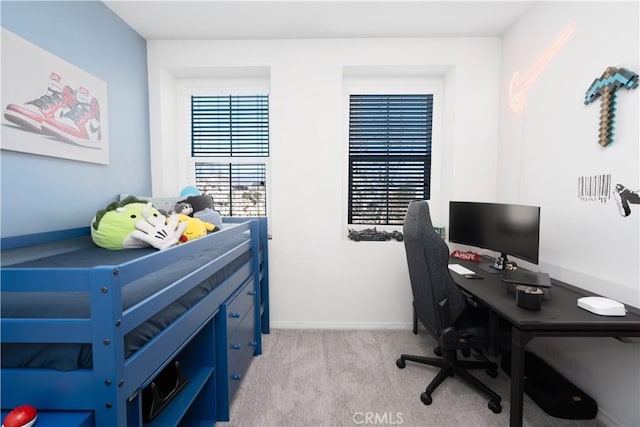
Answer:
(1, 1, 151, 237)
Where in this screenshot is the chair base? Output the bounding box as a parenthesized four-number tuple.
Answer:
(397, 350, 502, 414)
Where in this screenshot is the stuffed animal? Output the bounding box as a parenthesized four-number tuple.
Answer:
(175, 187, 223, 228)
(183, 194, 223, 228)
(176, 214, 216, 242)
(91, 196, 186, 250)
(173, 202, 193, 215)
(180, 185, 201, 197)
(194, 208, 223, 228)
(185, 194, 214, 213)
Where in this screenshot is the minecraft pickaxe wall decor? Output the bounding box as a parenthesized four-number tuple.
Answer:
(584, 66, 638, 147)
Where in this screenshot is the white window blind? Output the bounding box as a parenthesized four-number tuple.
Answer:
(191, 94, 269, 216)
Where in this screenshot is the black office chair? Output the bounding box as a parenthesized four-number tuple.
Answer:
(396, 200, 502, 414)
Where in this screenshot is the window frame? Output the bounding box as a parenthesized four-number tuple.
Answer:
(343, 77, 443, 231)
(177, 79, 271, 220)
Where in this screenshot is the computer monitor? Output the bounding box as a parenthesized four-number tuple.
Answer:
(448, 201, 541, 268)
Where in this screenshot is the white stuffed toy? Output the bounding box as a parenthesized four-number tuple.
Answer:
(91, 197, 187, 250)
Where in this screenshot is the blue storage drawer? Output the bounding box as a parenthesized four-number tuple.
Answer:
(225, 277, 256, 335)
(215, 277, 258, 421)
(227, 304, 256, 403)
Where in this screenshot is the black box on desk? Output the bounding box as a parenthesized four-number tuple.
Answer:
(505, 283, 551, 300)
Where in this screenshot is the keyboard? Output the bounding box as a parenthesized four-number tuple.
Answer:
(448, 264, 475, 276)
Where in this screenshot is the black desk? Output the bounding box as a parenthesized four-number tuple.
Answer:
(449, 258, 640, 427)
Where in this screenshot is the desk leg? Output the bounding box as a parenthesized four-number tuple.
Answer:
(510, 328, 533, 427)
(412, 305, 418, 335)
(488, 311, 499, 356)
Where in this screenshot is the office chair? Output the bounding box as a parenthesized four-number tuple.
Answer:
(396, 200, 502, 414)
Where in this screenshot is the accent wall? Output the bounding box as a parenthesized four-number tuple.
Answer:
(0, 1, 151, 237)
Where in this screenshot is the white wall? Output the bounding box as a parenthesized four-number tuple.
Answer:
(147, 37, 501, 329)
(498, 2, 640, 426)
(148, 6, 639, 422)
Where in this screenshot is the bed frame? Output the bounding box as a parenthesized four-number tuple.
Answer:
(1, 217, 269, 427)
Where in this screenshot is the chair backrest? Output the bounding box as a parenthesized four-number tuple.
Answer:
(403, 200, 466, 337)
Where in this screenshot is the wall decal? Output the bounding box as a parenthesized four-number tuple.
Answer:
(509, 23, 576, 112)
(584, 67, 638, 147)
(1, 29, 109, 165)
(578, 174, 611, 202)
(613, 184, 639, 217)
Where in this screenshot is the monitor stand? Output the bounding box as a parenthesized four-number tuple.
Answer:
(478, 261, 503, 274)
(477, 254, 507, 274)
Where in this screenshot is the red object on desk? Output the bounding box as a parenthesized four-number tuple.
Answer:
(451, 250, 481, 262)
(2, 405, 37, 427)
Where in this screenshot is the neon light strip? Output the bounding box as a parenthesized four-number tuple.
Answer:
(509, 23, 576, 112)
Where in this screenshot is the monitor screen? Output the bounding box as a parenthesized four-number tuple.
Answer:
(448, 201, 541, 264)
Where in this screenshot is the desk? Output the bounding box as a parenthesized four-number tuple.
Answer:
(449, 258, 640, 427)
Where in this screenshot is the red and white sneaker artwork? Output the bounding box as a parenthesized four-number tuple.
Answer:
(41, 86, 102, 149)
(3, 72, 76, 133)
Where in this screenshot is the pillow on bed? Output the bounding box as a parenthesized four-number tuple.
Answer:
(118, 193, 183, 214)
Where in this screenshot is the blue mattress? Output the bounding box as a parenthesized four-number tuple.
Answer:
(1, 228, 252, 371)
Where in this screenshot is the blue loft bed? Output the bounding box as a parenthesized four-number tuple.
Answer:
(1, 217, 269, 427)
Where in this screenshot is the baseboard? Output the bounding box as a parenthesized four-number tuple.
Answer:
(270, 321, 413, 330)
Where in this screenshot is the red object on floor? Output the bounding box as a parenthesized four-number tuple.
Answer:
(2, 405, 38, 427)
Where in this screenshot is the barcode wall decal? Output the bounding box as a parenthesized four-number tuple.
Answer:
(578, 174, 611, 202)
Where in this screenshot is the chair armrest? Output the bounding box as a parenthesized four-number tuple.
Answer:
(438, 296, 491, 350)
(438, 298, 463, 349)
(460, 289, 482, 308)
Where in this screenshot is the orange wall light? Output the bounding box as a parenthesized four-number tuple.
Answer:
(509, 23, 576, 113)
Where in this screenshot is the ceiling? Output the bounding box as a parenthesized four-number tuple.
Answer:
(104, 1, 536, 41)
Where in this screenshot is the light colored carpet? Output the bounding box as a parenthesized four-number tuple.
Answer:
(218, 329, 604, 427)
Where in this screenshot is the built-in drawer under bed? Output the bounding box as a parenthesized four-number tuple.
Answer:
(1, 230, 252, 371)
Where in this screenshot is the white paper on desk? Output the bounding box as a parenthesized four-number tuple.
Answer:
(448, 264, 474, 275)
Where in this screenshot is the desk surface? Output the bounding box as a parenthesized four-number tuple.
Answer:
(449, 258, 640, 334)
(449, 258, 640, 427)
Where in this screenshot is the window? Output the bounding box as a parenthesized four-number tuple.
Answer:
(348, 94, 433, 225)
(190, 94, 269, 217)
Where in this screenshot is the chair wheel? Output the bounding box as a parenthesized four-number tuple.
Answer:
(488, 400, 502, 414)
(486, 368, 498, 378)
(420, 392, 433, 405)
(396, 358, 406, 369)
(433, 347, 442, 357)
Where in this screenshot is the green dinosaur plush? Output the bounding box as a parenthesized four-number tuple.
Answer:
(91, 196, 186, 250)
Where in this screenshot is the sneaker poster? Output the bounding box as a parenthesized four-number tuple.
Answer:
(1, 28, 109, 165)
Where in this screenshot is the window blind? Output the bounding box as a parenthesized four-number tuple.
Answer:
(191, 94, 269, 217)
(195, 162, 266, 216)
(191, 95, 269, 157)
(348, 94, 433, 225)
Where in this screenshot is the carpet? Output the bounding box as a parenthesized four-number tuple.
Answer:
(218, 329, 604, 427)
